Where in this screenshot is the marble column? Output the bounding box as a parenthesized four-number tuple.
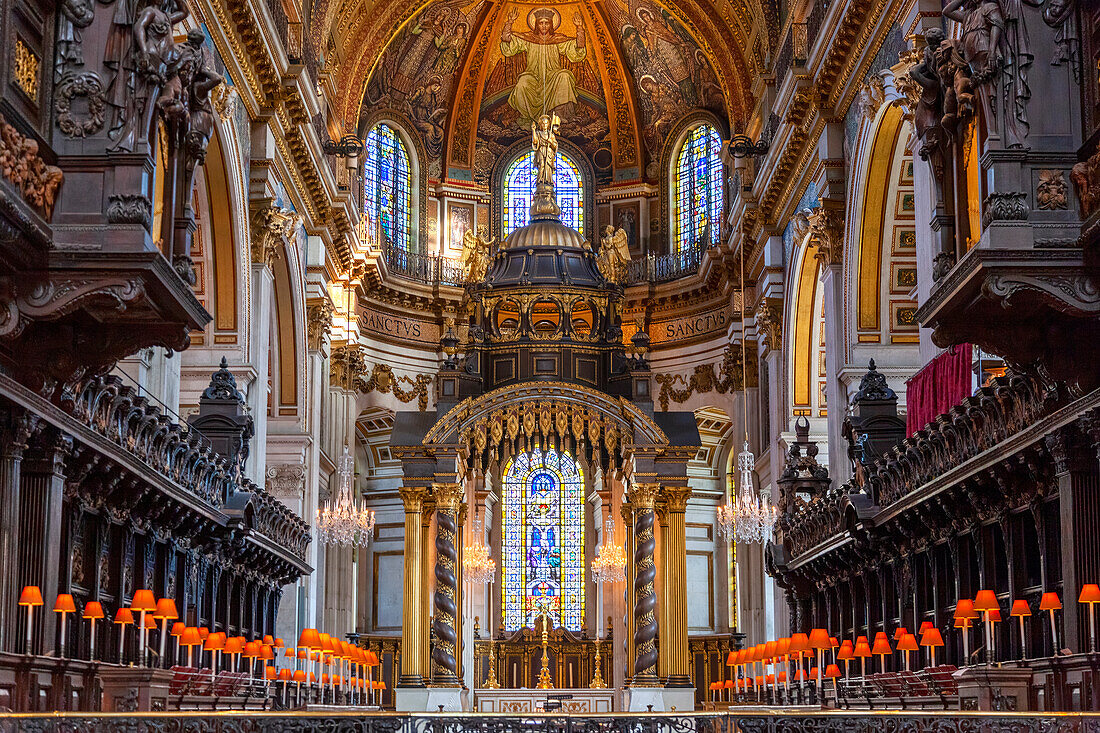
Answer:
(431, 482, 463, 686)
(246, 261, 274, 485)
(663, 486, 693, 688)
(629, 482, 660, 686)
(399, 487, 429, 687)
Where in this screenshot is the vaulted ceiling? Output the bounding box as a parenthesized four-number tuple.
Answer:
(312, 0, 774, 183)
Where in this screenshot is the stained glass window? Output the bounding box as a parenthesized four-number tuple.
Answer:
(363, 123, 411, 250)
(501, 449, 585, 631)
(503, 150, 584, 238)
(674, 124, 723, 252)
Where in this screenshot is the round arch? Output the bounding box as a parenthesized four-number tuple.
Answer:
(784, 223, 827, 424)
(657, 111, 730, 255)
(491, 139, 596, 244)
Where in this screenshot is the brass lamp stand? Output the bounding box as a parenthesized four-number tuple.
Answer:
(590, 636, 606, 689)
(536, 608, 553, 689)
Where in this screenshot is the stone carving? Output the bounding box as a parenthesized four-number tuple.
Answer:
(1072, 149, 1100, 217)
(201, 356, 246, 403)
(653, 343, 757, 411)
(0, 121, 64, 219)
(250, 203, 298, 267)
(210, 81, 238, 122)
(531, 112, 560, 188)
(55, 72, 107, 138)
(982, 192, 1029, 226)
(360, 362, 433, 412)
(106, 194, 152, 227)
(943, 0, 1032, 148)
(266, 464, 306, 502)
(1036, 170, 1068, 211)
(857, 72, 887, 122)
(808, 207, 845, 266)
(755, 298, 782, 352)
(461, 226, 494, 284)
(306, 300, 334, 350)
(596, 226, 630, 284)
(57, 0, 95, 67)
(330, 343, 367, 390)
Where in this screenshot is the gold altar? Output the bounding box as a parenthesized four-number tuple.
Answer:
(474, 619, 611, 691)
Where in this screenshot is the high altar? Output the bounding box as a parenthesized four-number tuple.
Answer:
(389, 116, 701, 712)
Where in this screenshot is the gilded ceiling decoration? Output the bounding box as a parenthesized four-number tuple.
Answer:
(326, 0, 758, 150)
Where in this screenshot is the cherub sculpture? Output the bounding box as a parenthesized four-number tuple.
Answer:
(461, 226, 495, 283)
(596, 225, 630, 284)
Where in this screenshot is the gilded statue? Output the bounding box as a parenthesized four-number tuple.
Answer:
(596, 225, 630, 284)
(461, 226, 495, 283)
(532, 112, 560, 187)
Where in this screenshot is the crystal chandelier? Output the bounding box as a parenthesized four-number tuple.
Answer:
(317, 445, 376, 547)
(462, 511, 495, 584)
(724, 443, 776, 545)
(591, 518, 626, 583)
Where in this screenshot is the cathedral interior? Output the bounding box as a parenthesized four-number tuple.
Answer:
(0, 0, 1099, 725)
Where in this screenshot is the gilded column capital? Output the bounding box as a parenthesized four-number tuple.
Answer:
(662, 485, 692, 513)
(399, 486, 430, 513)
(432, 482, 464, 511)
(628, 482, 660, 510)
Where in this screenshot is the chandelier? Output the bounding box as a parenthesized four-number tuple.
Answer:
(591, 518, 626, 583)
(317, 445, 376, 547)
(463, 512, 496, 584)
(718, 441, 776, 545)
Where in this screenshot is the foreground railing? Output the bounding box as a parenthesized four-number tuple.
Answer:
(3, 711, 1099, 732)
(379, 242, 706, 287)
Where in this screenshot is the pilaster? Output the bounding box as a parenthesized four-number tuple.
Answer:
(398, 487, 429, 687)
(662, 485, 693, 689)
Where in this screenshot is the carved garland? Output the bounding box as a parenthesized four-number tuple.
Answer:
(653, 342, 758, 411)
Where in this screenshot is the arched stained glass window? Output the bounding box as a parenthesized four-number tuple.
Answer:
(503, 150, 583, 238)
(674, 124, 723, 251)
(363, 123, 411, 250)
(501, 449, 585, 631)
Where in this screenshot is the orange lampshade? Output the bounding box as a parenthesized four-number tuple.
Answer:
(114, 608, 134, 625)
(278, 669, 292, 681)
(143, 615, 157, 630)
(170, 621, 186, 637)
(777, 670, 787, 683)
(725, 650, 736, 665)
(18, 586, 43, 607)
(765, 674, 775, 685)
(265, 666, 277, 680)
(263, 634, 274, 645)
(293, 670, 306, 683)
(82, 601, 105, 620)
(853, 640, 872, 658)
(1079, 584, 1100, 604)
(764, 640, 777, 659)
(896, 633, 919, 652)
(824, 663, 841, 679)
(261, 645, 275, 661)
(988, 608, 1002, 623)
(776, 638, 791, 656)
(871, 636, 892, 656)
(321, 673, 330, 685)
(856, 635, 868, 645)
(1040, 592, 1062, 611)
(198, 627, 209, 639)
(836, 642, 854, 661)
(919, 627, 944, 647)
(918, 622, 932, 634)
(709, 682, 718, 691)
(153, 598, 178, 620)
(789, 632, 810, 653)
(285, 647, 296, 658)
(309, 673, 317, 683)
(242, 641, 260, 658)
(829, 636, 839, 648)
(53, 594, 76, 614)
(204, 632, 225, 651)
(808, 628, 830, 649)
(723, 679, 734, 689)
(298, 628, 321, 650)
(130, 590, 156, 613)
(180, 627, 202, 647)
(974, 589, 999, 613)
(953, 617, 969, 629)
(893, 626, 909, 641)
(367, 649, 380, 665)
(954, 599, 978, 620)
(224, 637, 244, 655)
(274, 637, 285, 649)
(297, 649, 308, 660)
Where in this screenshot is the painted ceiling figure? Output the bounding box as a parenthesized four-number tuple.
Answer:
(500, 6, 587, 124)
(634, 6, 696, 105)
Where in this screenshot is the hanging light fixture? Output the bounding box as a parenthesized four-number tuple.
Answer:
(462, 507, 495, 584)
(717, 241, 777, 546)
(317, 282, 375, 548)
(591, 518, 626, 583)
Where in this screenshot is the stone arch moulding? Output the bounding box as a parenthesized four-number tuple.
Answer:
(657, 110, 730, 256)
(491, 138, 597, 244)
(356, 109, 429, 254)
(422, 382, 670, 449)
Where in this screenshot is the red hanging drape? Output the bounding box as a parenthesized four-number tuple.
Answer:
(904, 343, 973, 436)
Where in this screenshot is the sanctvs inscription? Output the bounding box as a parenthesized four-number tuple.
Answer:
(650, 308, 730, 344)
(361, 311, 440, 344)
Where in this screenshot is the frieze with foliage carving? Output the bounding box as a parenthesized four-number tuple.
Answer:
(360, 363, 433, 412)
(654, 343, 758, 411)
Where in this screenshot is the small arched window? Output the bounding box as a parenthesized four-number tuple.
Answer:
(363, 123, 411, 250)
(674, 124, 723, 251)
(503, 150, 583, 238)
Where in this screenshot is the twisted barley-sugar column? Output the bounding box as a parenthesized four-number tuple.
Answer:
(431, 482, 464, 686)
(630, 482, 661, 686)
(662, 485, 693, 687)
(398, 487, 429, 687)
